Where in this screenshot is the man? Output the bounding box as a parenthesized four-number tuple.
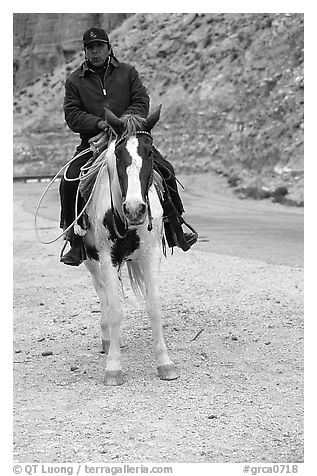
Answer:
(60, 27, 197, 266)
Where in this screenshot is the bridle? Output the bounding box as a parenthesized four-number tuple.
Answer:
(110, 130, 155, 239)
(114, 129, 152, 147)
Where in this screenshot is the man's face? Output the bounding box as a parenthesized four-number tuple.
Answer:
(85, 41, 110, 68)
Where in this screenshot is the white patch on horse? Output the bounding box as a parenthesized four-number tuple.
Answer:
(125, 137, 144, 204)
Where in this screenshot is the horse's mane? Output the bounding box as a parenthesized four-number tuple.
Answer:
(120, 114, 146, 139)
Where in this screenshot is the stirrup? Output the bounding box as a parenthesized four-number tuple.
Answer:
(182, 219, 198, 240)
(164, 219, 198, 252)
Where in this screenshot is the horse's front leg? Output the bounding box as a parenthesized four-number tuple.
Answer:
(98, 252, 124, 386)
(84, 258, 110, 354)
(140, 252, 179, 381)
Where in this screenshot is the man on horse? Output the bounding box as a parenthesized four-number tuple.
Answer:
(59, 27, 198, 266)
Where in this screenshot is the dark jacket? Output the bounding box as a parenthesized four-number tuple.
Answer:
(64, 56, 150, 147)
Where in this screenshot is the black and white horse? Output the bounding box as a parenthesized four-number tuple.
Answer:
(80, 107, 179, 386)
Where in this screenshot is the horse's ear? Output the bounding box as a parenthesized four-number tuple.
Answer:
(104, 108, 125, 136)
(144, 105, 162, 132)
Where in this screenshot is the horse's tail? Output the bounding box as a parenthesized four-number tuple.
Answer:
(126, 261, 146, 300)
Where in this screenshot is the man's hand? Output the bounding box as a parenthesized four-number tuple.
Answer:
(97, 120, 108, 130)
(89, 129, 109, 155)
(89, 131, 105, 144)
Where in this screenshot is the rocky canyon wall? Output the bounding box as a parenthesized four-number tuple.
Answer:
(13, 13, 132, 88)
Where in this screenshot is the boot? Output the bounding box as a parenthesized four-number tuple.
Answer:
(60, 229, 87, 266)
(163, 199, 198, 252)
(164, 219, 198, 251)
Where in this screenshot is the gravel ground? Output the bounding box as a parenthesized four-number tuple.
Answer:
(13, 179, 304, 464)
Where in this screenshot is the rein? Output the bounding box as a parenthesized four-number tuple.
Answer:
(137, 131, 155, 232)
(115, 129, 152, 147)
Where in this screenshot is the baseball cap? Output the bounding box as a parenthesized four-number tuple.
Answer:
(83, 27, 109, 47)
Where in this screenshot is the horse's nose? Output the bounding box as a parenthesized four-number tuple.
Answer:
(122, 201, 147, 223)
(137, 203, 147, 217)
(122, 201, 146, 222)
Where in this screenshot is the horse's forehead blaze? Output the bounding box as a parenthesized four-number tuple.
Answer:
(117, 138, 144, 193)
(126, 137, 142, 169)
(116, 136, 152, 199)
(115, 145, 131, 196)
(127, 137, 152, 192)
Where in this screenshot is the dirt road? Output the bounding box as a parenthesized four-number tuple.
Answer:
(13, 174, 303, 463)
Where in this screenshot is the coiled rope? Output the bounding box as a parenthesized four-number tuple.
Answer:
(34, 145, 109, 245)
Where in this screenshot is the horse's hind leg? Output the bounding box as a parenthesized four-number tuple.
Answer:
(84, 258, 110, 354)
(140, 254, 179, 381)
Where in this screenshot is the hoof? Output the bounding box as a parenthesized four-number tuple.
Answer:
(101, 339, 110, 354)
(104, 370, 124, 386)
(157, 364, 179, 381)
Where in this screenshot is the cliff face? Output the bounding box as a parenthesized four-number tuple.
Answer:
(13, 13, 131, 88)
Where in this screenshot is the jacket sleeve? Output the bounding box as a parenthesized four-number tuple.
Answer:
(63, 78, 101, 135)
(123, 67, 150, 118)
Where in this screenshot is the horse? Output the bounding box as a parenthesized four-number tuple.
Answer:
(79, 106, 179, 386)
